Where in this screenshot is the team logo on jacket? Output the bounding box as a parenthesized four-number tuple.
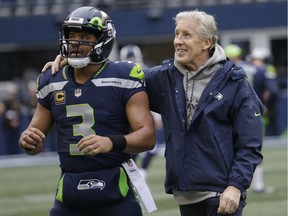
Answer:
(77, 179, 105, 191)
(74, 88, 82, 97)
(54, 91, 66, 105)
(214, 92, 223, 100)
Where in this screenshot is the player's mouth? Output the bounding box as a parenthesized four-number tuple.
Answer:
(70, 51, 83, 58)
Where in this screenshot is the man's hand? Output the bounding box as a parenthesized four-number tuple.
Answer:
(41, 55, 67, 74)
(19, 127, 45, 155)
(217, 186, 241, 214)
(77, 135, 113, 156)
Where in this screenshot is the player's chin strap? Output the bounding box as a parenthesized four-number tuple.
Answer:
(68, 57, 91, 68)
(122, 159, 157, 214)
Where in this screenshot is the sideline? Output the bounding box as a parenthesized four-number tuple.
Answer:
(0, 136, 286, 169)
(0, 152, 59, 169)
(263, 136, 287, 148)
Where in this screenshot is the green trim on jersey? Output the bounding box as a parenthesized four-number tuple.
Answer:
(93, 61, 107, 77)
(129, 64, 144, 81)
(56, 175, 64, 202)
(62, 65, 69, 80)
(118, 168, 129, 197)
(36, 75, 40, 90)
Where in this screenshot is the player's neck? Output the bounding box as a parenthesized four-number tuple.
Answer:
(74, 64, 102, 84)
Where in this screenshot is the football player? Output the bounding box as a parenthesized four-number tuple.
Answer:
(19, 6, 155, 216)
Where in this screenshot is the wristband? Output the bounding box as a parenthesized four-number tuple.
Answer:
(107, 135, 127, 152)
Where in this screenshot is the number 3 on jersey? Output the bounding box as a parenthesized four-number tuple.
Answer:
(66, 103, 96, 155)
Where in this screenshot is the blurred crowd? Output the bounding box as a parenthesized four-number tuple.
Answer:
(224, 44, 284, 194)
(0, 70, 57, 155)
(224, 44, 280, 136)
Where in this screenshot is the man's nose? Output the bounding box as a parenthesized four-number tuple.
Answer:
(174, 36, 183, 45)
(70, 40, 80, 47)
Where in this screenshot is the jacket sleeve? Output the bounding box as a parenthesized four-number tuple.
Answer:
(144, 65, 162, 113)
(228, 77, 264, 192)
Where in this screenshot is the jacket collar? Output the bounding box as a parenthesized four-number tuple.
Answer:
(174, 44, 226, 80)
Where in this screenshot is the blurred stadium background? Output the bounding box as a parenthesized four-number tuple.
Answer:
(0, 0, 286, 144)
(0, 1, 287, 215)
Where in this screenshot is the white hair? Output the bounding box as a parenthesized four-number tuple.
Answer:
(174, 10, 218, 52)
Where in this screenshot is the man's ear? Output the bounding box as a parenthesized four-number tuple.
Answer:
(202, 38, 213, 51)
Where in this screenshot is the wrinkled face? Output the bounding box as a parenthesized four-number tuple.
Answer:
(68, 31, 97, 58)
(174, 19, 208, 68)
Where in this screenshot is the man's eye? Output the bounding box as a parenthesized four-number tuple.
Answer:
(81, 35, 90, 40)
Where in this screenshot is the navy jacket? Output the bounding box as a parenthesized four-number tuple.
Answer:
(144, 59, 263, 195)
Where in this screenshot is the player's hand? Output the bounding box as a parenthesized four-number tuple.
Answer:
(217, 186, 241, 214)
(77, 135, 113, 156)
(41, 55, 67, 75)
(19, 127, 45, 154)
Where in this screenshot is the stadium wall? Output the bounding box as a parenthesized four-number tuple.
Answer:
(0, 2, 286, 50)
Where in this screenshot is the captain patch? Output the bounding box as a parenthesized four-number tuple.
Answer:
(54, 91, 66, 105)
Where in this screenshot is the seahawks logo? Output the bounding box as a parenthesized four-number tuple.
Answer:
(77, 179, 105, 191)
(214, 93, 223, 100)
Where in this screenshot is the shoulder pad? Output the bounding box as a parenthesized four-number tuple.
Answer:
(130, 64, 145, 81)
(160, 59, 173, 72)
(61, 65, 70, 80)
(114, 61, 136, 71)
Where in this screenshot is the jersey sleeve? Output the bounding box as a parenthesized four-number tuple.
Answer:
(36, 70, 52, 111)
(117, 62, 146, 104)
(36, 67, 69, 111)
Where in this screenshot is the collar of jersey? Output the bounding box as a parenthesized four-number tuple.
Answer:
(61, 61, 108, 80)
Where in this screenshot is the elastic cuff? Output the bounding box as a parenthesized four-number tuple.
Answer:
(107, 135, 127, 152)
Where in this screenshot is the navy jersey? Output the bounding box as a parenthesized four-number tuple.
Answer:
(36, 61, 145, 172)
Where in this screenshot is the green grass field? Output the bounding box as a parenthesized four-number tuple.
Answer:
(0, 146, 287, 216)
